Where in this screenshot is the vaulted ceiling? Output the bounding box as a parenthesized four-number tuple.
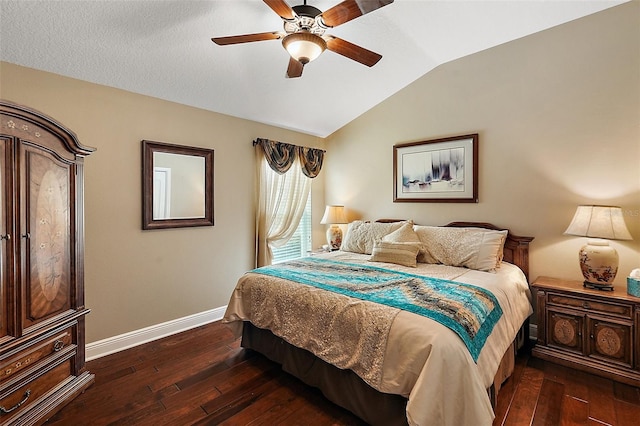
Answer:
(0, 1, 626, 137)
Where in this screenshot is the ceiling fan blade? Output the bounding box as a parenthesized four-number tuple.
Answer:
(286, 57, 304, 78)
(326, 36, 382, 67)
(212, 32, 281, 46)
(264, 0, 296, 20)
(320, 0, 393, 28)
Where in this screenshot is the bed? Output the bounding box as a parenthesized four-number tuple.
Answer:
(223, 221, 534, 425)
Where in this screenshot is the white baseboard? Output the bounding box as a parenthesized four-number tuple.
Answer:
(85, 306, 227, 361)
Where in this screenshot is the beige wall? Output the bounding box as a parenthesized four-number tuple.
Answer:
(324, 3, 640, 286)
(0, 62, 325, 342)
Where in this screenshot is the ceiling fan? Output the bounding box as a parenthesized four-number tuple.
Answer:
(211, 0, 394, 78)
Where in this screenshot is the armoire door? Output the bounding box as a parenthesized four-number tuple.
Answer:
(19, 140, 76, 334)
(0, 137, 15, 343)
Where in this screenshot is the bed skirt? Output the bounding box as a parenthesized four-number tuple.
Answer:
(242, 321, 408, 426)
(241, 321, 521, 425)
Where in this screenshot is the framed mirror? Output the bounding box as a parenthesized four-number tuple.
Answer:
(142, 140, 214, 230)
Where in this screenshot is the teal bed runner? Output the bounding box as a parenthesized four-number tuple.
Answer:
(252, 257, 503, 362)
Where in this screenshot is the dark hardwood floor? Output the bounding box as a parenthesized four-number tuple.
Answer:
(46, 321, 640, 425)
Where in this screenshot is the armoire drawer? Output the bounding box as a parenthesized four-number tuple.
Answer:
(0, 328, 73, 384)
(0, 360, 72, 424)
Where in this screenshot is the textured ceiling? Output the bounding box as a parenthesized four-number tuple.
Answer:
(0, 0, 626, 137)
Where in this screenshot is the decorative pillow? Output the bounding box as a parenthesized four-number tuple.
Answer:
(382, 222, 422, 245)
(340, 220, 407, 254)
(414, 226, 508, 271)
(369, 241, 421, 267)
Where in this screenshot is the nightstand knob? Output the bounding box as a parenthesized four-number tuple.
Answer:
(582, 302, 590, 309)
(590, 334, 595, 339)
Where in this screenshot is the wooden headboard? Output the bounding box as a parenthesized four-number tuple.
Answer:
(376, 220, 534, 281)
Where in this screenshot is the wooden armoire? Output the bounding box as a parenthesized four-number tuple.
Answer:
(0, 101, 95, 425)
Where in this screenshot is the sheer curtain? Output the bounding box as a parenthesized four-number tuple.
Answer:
(254, 138, 323, 267)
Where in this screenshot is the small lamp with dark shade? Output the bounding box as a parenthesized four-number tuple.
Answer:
(564, 205, 633, 290)
(320, 205, 347, 251)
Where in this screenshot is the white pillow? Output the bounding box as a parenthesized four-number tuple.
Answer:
(341, 220, 407, 254)
(414, 226, 508, 271)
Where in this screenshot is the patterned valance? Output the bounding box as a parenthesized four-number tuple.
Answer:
(254, 138, 324, 178)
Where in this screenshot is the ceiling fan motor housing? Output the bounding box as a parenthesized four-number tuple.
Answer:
(292, 4, 322, 18)
(284, 5, 325, 35)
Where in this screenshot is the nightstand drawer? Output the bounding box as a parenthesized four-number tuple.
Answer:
(547, 292, 633, 319)
(0, 327, 73, 383)
(0, 359, 72, 424)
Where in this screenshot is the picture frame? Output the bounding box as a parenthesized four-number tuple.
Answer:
(393, 134, 478, 203)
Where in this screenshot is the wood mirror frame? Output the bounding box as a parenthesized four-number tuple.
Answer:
(142, 140, 214, 230)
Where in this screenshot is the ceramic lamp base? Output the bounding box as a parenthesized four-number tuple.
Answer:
(326, 225, 343, 251)
(579, 239, 619, 290)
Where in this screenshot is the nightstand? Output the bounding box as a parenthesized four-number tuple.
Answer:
(532, 276, 640, 387)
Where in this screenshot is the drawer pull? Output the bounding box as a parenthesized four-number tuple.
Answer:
(0, 234, 10, 241)
(582, 302, 590, 309)
(0, 390, 31, 414)
(53, 339, 64, 352)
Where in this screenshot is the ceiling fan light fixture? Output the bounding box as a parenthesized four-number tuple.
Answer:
(282, 32, 326, 64)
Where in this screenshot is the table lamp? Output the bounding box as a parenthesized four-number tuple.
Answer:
(564, 205, 632, 290)
(320, 205, 347, 250)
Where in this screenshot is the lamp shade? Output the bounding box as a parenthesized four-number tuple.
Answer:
(320, 205, 347, 225)
(282, 32, 326, 64)
(564, 205, 632, 289)
(564, 205, 632, 240)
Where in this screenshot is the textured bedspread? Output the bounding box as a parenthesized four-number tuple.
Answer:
(223, 252, 533, 426)
(253, 257, 502, 362)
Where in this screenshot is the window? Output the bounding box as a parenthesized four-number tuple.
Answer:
(254, 138, 321, 267)
(271, 192, 312, 264)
